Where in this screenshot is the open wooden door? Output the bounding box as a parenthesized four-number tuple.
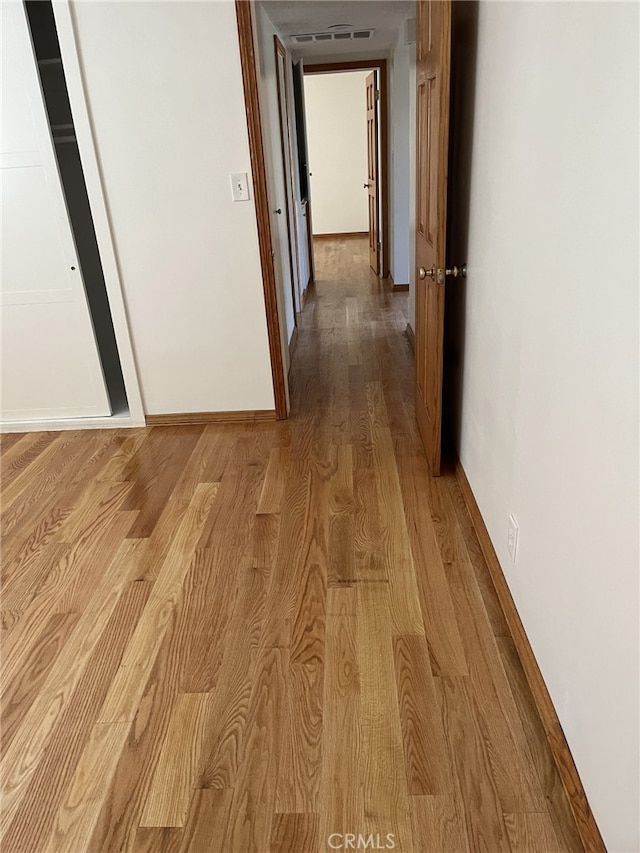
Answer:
(274, 36, 299, 323)
(365, 71, 380, 275)
(415, 0, 453, 475)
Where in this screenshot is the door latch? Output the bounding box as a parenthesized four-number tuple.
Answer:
(442, 265, 467, 279)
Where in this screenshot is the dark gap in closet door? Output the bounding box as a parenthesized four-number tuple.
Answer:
(25, 0, 129, 416)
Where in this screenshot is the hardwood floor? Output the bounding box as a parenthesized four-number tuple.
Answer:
(0, 237, 584, 852)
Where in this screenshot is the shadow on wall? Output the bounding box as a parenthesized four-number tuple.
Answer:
(443, 0, 479, 461)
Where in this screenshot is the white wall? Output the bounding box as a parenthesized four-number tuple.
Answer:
(304, 71, 370, 235)
(70, 0, 275, 415)
(390, 35, 412, 287)
(458, 3, 639, 850)
(254, 2, 297, 364)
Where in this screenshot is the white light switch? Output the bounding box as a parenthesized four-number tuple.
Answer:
(230, 172, 250, 202)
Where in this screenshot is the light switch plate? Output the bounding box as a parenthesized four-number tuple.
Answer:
(507, 513, 520, 563)
(230, 172, 250, 202)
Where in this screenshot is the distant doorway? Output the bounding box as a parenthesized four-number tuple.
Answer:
(303, 59, 389, 280)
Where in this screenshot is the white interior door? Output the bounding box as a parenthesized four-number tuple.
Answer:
(1, 0, 110, 422)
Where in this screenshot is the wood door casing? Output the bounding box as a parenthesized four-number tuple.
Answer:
(305, 59, 389, 278)
(235, 2, 288, 419)
(365, 71, 380, 275)
(415, 0, 452, 475)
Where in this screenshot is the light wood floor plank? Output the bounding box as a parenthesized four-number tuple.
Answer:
(177, 548, 240, 694)
(271, 812, 319, 853)
(1, 610, 80, 753)
(503, 812, 563, 853)
(45, 720, 133, 852)
(87, 580, 192, 853)
(328, 443, 356, 585)
(356, 583, 414, 852)
(257, 447, 290, 514)
(275, 661, 323, 813)
(393, 634, 453, 796)
(223, 645, 287, 853)
(319, 586, 361, 846)
(0, 541, 70, 615)
(410, 794, 470, 853)
(0, 432, 55, 488)
(120, 426, 205, 539)
(139, 692, 212, 827)
(2, 432, 124, 562)
(98, 483, 218, 724)
(0, 533, 144, 838)
(196, 567, 267, 788)
(1, 578, 151, 853)
(0, 431, 29, 457)
(0, 609, 22, 637)
(41, 485, 217, 851)
(366, 382, 425, 635)
(252, 512, 280, 574)
(96, 429, 148, 484)
(393, 437, 468, 676)
(436, 675, 511, 852)
(176, 788, 234, 853)
(1, 431, 87, 524)
(447, 561, 547, 813)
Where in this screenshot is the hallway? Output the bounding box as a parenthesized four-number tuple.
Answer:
(0, 238, 583, 852)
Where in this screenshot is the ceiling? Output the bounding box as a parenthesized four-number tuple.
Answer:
(260, 0, 415, 58)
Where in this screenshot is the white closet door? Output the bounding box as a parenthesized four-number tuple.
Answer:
(1, 0, 110, 422)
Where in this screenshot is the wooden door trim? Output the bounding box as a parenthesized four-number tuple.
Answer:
(235, 0, 288, 419)
(304, 59, 389, 278)
(455, 460, 607, 853)
(274, 35, 300, 319)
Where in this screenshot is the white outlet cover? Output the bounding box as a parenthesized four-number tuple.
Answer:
(507, 513, 520, 562)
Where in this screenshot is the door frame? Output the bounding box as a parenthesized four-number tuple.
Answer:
(234, 3, 390, 419)
(235, 0, 288, 419)
(304, 58, 389, 279)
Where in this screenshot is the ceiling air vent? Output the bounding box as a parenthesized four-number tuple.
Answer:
(292, 29, 375, 44)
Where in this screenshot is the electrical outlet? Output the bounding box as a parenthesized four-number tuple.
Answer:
(507, 514, 519, 563)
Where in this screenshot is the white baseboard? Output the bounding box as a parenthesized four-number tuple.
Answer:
(0, 413, 146, 433)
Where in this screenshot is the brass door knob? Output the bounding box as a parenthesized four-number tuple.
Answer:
(419, 266, 435, 280)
